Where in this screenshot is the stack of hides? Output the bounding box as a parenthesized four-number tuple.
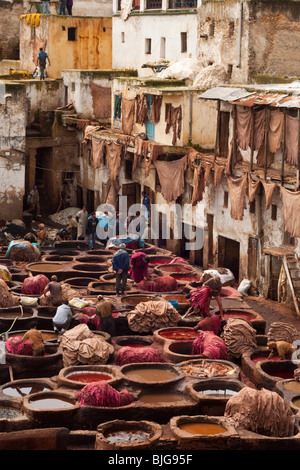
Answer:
(5, 240, 40, 262)
(6, 336, 33, 356)
(191, 331, 227, 360)
(77, 306, 100, 330)
(39, 282, 80, 306)
(127, 300, 181, 333)
(221, 318, 257, 359)
(137, 276, 178, 293)
(59, 324, 114, 367)
(115, 346, 166, 366)
(21, 274, 49, 295)
(76, 381, 135, 407)
(267, 322, 300, 344)
(225, 387, 296, 437)
(0, 279, 20, 307)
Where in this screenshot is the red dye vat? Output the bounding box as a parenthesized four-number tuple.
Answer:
(172, 275, 201, 282)
(267, 370, 295, 379)
(159, 329, 199, 341)
(67, 372, 113, 383)
(252, 356, 281, 363)
(222, 311, 255, 321)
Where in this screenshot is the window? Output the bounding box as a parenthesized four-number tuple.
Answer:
(121, 32, 125, 43)
(181, 32, 187, 53)
(209, 22, 215, 37)
(68, 27, 77, 41)
(160, 37, 166, 59)
(145, 38, 152, 54)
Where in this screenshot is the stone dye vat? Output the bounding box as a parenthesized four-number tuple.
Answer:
(58, 365, 122, 389)
(0, 306, 35, 331)
(146, 255, 175, 265)
(87, 281, 132, 296)
(186, 378, 245, 415)
(71, 264, 108, 277)
(179, 359, 240, 380)
(27, 262, 65, 275)
(169, 415, 237, 450)
(95, 420, 162, 450)
(62, 277, 96, 290)
(43, 255, 74, 262)
(74, 255, 109, 265)
(154, 327, 200, 344)
(5, 343, 62, 377)
(114, 336, 153, 349)
(0, 378, 54, 400)
(23, 391, 79, 426)
(241, 349, 281, 383)
(164, 340, 205, 363)
(120, 363, 184, 387)
(253, 360, 298, 390)
(121, 295, 159, 307)
(155, 264, 194, 276)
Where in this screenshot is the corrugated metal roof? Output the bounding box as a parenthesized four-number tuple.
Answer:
(198, 87, 254, 102)
(270, 95, 300, 109)
(230, 93, 288, 107)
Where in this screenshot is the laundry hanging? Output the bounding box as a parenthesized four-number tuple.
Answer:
(191, 163, 205, 206)
(91, 137, 105, 169)
(280, 186, 300, 238)
(226, 173, 248, 220)
(268, 109, 284, 153)
(90, 83, 111, 120)
(213, 163, 224, 187)
(105, 141, 123, 181)
(136, 94, 149, 125)
(261, 180, 277, 209)
(248, 173, 260, 203)
(236, 106, 252, 150)
(253, 108, 266, 152)
(165, 103, 182, 145)
(203, 162, 213, 186)
(149, 95, 163, 123)
(154, 155, 187, 203)
(285, 114, 299, 166)
(121, 97, 135, 135)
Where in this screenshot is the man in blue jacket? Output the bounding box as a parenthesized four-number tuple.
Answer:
(112, 243, 130, 296)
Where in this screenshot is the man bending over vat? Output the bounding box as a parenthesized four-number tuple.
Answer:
(13, 321, 44, 356)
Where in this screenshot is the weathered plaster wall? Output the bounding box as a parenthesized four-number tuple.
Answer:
(198, 0, 250, 84)
(0, 0, 24, 60)
(248, 0, 300, 78)
(20, 15, 112, 78)
(0, 82, 28, 220)
(112, 13, 198, 76)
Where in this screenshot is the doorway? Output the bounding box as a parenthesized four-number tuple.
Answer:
(122, 182, 141, 214)
(218, 235, 240, 281)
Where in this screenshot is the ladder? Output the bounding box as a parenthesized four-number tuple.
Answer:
(283, 253, 300, 317)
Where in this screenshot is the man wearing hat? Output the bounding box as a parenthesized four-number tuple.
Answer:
(112, 243, 130, 296)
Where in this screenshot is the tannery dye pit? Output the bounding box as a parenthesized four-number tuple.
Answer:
(1, 239, 300, 452)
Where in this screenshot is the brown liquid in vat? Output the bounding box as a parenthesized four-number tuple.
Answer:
(179, 422, 227, 435)
(29, 396, 75, 409)
(124, 368, 178, 382)
(284, 381, 300, 393)
(29, 263, 64, 272)
(139, 392, 184, 404)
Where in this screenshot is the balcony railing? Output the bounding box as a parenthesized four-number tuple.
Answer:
(117, 0, 197, 11)
(168, 0, 197, 8)
(146, 0, 162, 9)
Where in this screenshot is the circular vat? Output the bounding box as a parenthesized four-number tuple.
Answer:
(154, 327, 200, 344)
(114, 336, 153, 348)
(179, 358, 239, 379)
(63, 277, 96, 290)
(155, 264, 194, 276)
(137, 390, 188, 407)
(120, 362, 184, 386)
(26, 262, 65, 275)
(241, 349, 281, 382)
(58, 365, 122, 389)
(7, 330, 58, 344)
(253, 360, 298, 390)
(164, 340, 204, 363)
(87, 250, 112, 257)
(72, 263, 108, 274)
(171, 273, 202, 284)
(95, 420, 162, 450)
(75, 255, 109, 264)
(87, 281, 132, 295)
(48, 250, 80, 257)
(0, 378, 54, 400)
(120, 294, 159, 307)
(23, 391, 79, 424)
(146, 255, 175, 265)
(186, 378, 245, 404)
(5, 344, 62, 371)
(169, 415, 236, 446)
(43, 255, 74, 262)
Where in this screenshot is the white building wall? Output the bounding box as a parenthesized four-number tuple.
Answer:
(112, 13, 198, 76)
